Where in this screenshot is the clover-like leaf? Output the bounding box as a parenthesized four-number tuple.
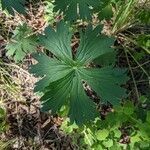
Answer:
(1, 0, 26, 15)
(96, 129, 109, 141)
(30, 21, 128, 125)
(6, 24, 38, 62)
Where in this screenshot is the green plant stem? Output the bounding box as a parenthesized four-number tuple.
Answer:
(120, 34, 150, 54)
(112, 0, 136, 34)
(127, 49, 149, 78)
(132, 60, 150, 69)
(124, 49, 140, 101)
(83, 129, 92, 146)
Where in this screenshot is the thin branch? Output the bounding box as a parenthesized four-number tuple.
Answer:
(124, 49, 140, 101)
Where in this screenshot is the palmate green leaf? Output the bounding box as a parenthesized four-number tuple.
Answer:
(94, 51, 117, 66)
(76, 25, 115, 65)
(1, 0, 26, 15)
(39, 72, 97, 125)
(30, 53, 73, 92)
(99, 5, 113, 20)
(6, 24, 38, 62)
(54, 0, 113, 21)
(30, 21, 128, 125)
(94, 0, 113, 21)
(53, 0, 100, 21)
(79, 67, 128, 104)
(38, 22, 73, 63)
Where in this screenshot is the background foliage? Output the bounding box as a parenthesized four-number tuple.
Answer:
(0, 0, 149, 149)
